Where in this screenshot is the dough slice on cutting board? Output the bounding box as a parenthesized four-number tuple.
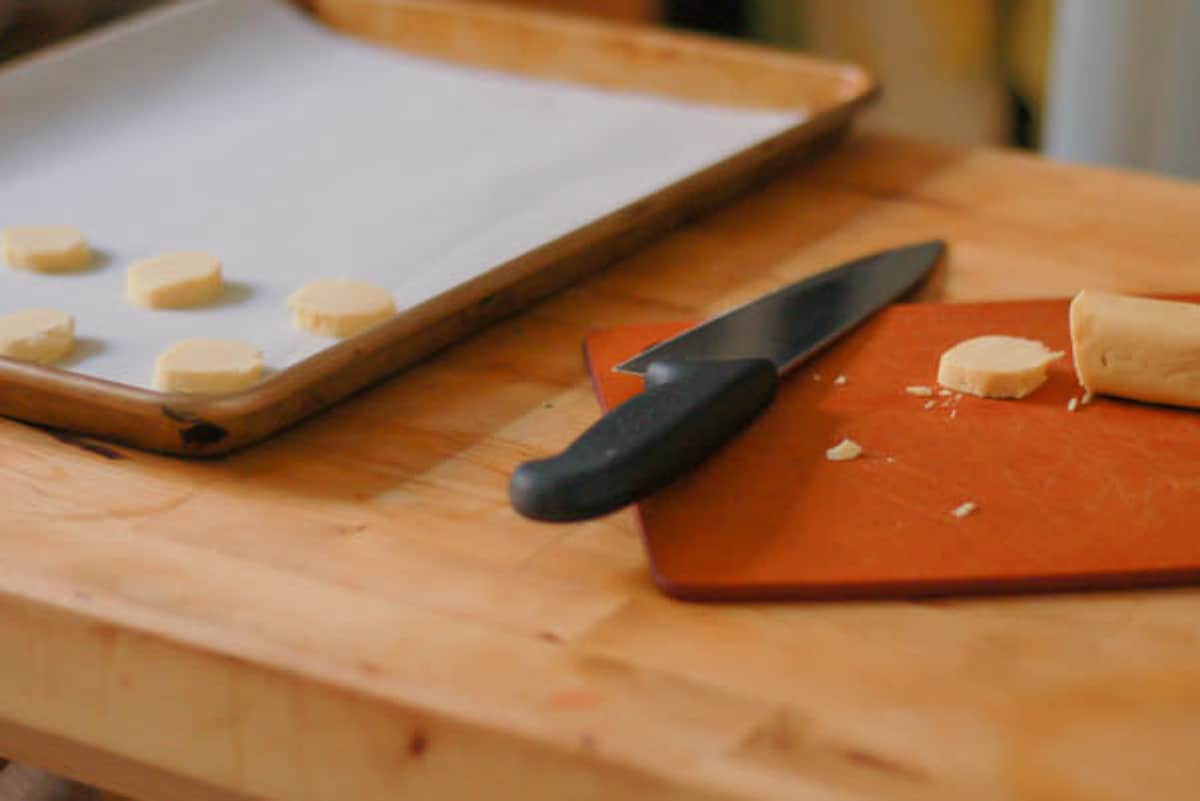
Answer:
(937, 335, 1063, 398)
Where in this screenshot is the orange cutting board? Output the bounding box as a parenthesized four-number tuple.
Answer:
(584, 296, 1200, 601)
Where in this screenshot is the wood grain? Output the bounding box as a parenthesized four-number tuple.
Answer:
(0, 0, 873, 457)
(5, 118, 1200, 801)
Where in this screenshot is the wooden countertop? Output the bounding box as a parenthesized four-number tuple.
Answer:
(4, 132, 1200, 801)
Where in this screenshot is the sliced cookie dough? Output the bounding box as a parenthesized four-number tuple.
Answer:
(0, 309, 75, 364)
(154, 338, 263, 394)
(287, 278, 396, 338)
(127, 252, 224, 308)
(937, 335, 1063, 399)
(2, 225, 92, 272)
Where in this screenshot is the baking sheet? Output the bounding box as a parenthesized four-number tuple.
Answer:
(0, 0, 804, 390)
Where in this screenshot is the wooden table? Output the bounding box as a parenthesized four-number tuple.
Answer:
(4, 132, 1200, 801)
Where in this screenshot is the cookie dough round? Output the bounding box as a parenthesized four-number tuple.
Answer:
(0, 309, 75, 364)
(153, 339, 264, 394)
(2, 225, 92, 272)
(127, 252, 224, 309)
(287, 278, 396, 338)
(937, 335, 1063, 399)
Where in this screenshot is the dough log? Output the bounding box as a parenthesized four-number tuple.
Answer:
(1070, 289, 1200, 408)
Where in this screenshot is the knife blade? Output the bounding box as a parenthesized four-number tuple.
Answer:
(509, 239, 945, 522)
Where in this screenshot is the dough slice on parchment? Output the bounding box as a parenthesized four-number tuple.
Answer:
(288, 278, 396, 338)
(0, 309, 75, 365)
(127, 252, 224, 309)
(153, 338, 263, 394)
(2, 225, 92, 272)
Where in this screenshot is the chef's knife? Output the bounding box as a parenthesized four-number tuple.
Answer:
(509, 240, 945, 522)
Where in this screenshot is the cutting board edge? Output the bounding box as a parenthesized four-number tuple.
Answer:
(640, 557, 1200, 603)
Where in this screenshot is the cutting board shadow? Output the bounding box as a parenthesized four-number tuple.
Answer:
(585, 296, 1200, 602)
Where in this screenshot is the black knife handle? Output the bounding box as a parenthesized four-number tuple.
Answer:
(509, 358, 778, 522)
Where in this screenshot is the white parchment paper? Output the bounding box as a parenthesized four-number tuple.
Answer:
(0, 0, 804, 389)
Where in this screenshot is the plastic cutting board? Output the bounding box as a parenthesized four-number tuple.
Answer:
(583, 297, 1200, 601)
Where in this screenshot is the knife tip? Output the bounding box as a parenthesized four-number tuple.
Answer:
(904, 238, 948, 273)
(913, 238, 948, 254)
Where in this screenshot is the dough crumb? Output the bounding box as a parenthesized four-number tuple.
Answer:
(924, 400, 937, 410)
(2, 225, 91, 272)
(906, 385, 934, 397)
(289, 278, 396, 338)
(885, 456, 897, 464)
(937, 335, 1063, 399)
(951, 501, 978, 519)
(1081, 389, 1094, 406)
(833, 375, 847, 385)
(154, 338, 263, 394)
(949, 408, 958, 419)
(938, 389, 952, 397)
(825, 438, 862, 461)
(127, 252, 224, 309)
(1067, 397, 1079, 412)
(0, 309, 75, 364)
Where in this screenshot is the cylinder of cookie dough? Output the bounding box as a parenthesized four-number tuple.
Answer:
(1069, 289, 1200, 408)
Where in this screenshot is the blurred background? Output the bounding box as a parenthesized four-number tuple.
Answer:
(0, 0, 1197, 175)
(515, 0, 1200, 180)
